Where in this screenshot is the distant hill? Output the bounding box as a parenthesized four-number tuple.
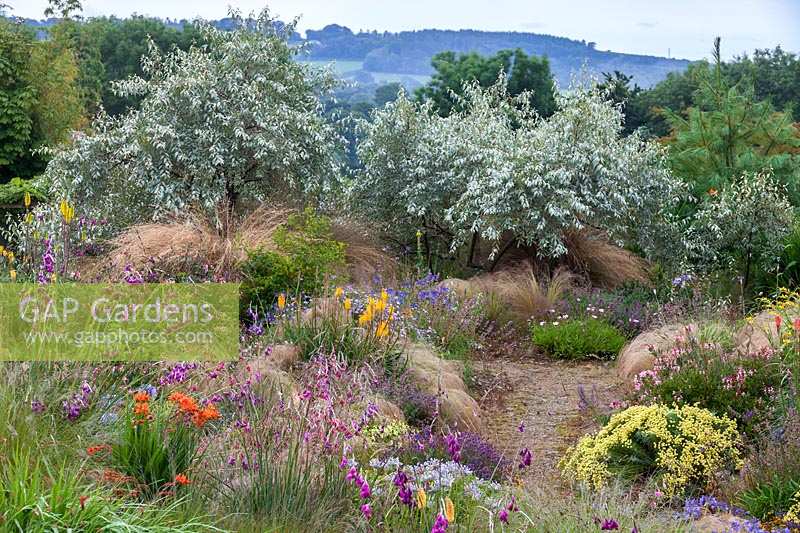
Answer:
(302, 25, 691, 88)
(8, 16, 690, 89)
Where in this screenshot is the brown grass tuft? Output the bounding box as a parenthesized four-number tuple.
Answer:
(330, 218, 398, 286)
(95, 204, 293, 279)
(476, 265, 576, 324)
(89, 205, 397, 283)
(563, 230, 650, 288)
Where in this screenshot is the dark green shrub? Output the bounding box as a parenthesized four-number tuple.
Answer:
(531, 318, 626, 359)
(240, 208, 346, 317)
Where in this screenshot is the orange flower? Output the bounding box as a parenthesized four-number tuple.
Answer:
(79, 495, 88, 509)
(133, 392, 149, 402)
(192, 404, 221, 428)
(133, 391, 150, 403)
(133, 401, 150, 417)
(174, 473, 190, 485)
(708, 188, 718, 196)
(87, 444, 110, 456)
(168, 392, 199, 413)
(794, 318, 800, 332)
(775, 315, 783, 330)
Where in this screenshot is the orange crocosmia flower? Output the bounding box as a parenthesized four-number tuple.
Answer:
(174, 473, 191, 485)
(168, 392, 199, 413)
(87, 444, 109, 456)
(133, 391, 150, 403)
(133, 402, 150, 417)
(192, 405, 221, 427)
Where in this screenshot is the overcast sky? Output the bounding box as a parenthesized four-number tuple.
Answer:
(9, 0, 800, 60)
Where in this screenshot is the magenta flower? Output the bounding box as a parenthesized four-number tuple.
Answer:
(360, 503, 372, 520)
(499, 509, 509, 524)
(431, 513, 449, 533)
(518, 447, 532, 469)
(359, 480, 371, 499)
(600, 519, 619, 530)
(346, 467, 359, 482)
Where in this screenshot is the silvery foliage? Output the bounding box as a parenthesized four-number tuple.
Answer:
(352, 91, 461, 243)
(356, 77, 684, 259)
(41, 8, 342, 230)
(687, 171, 793, 275)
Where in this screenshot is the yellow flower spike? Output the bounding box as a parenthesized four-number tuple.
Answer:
(343, 298, 352, 312)
(375, 321, 389, 338)
(23, 191, 31, 208)
(9, 270, 16, 282)
(0, 246, 4, 254)
(277, 293, 286, 310)
(380, 289, 389, 303)
(334, 287, 344, 299)
(444, 497, 455, 522)
(60, 200, 75, 224)
(416, 488, 427, 509)
(358, 307, 373, 326)
(25, 212, 33, 224)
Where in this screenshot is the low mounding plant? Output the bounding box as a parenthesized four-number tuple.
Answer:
(240, 208, 346, 316)
(560, 404, 742, 497)
(531, 318, 626, 360)
(632, 335, 786, 437)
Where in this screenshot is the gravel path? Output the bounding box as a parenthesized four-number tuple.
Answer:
(474, 356, 623, 483)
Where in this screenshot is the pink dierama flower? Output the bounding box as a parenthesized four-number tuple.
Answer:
(518, 447, 532, 469)
(499, 509, 509, 524)
(359, 480, 371, 499)
(360, 503, 372, 519)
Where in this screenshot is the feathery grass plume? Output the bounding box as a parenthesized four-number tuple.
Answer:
(563, 229, 650, 288)
(330, 217, 398, 286)
(98, 203, 292, 279)
(477, 265, 575, 324)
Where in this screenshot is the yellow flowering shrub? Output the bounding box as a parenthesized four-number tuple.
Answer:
(363, 420, 411, 449)
(560, 404, 742, 497)
(784, 490, 800, 524)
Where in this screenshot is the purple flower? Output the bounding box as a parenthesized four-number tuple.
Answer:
(346, 467, 359, 482)
(518, 447, 533, 469)
(359, 480, 371, 499)
(431, 514, 449, 533)
(31, 400, 46, 413)
(360, 503, 372, 520)
(499, 509, 509, 524)
(444, 432, 462, 462)
(600, 519, 619, 530)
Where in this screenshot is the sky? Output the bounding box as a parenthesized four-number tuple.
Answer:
(9, 0, 800, 60)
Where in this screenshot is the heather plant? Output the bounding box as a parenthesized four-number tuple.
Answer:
(561, 284, 655, 337)
(633, 335, 786, 437)
(531, 318, 626, 360)
(560, 404, 742, 497)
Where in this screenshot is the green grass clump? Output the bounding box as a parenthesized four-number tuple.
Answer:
(531, 318, 626, 360)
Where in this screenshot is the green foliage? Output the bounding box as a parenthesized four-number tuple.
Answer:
(531, 318, 626, 360)
(739, 477, 800, 522)
(0, 177, 47, 206)
(664, 39, 800, 205)
(688, 171, 793, 290)
(417, 48, 556, 117)
(112, 401, 197, 497)
(240, 209, 346, 317)
(0, 20, 36, 180)
(724, 46, 800, 122)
